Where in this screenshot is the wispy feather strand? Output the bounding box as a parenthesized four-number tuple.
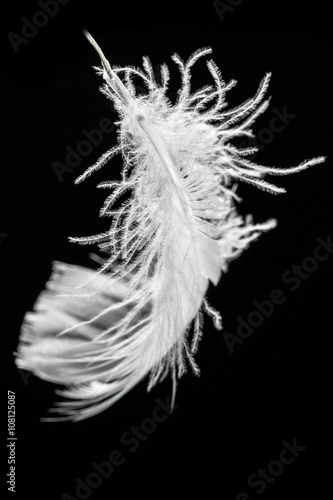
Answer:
(15, 32, 325, 421)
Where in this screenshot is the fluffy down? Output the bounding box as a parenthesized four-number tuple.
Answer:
(15, 33, 325, 421)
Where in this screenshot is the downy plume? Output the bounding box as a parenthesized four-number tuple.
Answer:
(15, 32, 325, 421)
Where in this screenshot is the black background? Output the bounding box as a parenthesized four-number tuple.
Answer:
(1, 1, 332, 499)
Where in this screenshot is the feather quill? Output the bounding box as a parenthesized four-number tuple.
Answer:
(14, 32, 325, 421)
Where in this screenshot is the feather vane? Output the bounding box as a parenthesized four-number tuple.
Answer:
(15, 32, 325, 420)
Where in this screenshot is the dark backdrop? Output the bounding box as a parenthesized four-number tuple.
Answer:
(1, 2, 332, 500)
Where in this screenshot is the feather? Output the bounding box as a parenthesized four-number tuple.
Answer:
(14, 32, 325, 421)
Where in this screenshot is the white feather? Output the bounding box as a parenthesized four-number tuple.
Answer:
(14, 32, 325, 421)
